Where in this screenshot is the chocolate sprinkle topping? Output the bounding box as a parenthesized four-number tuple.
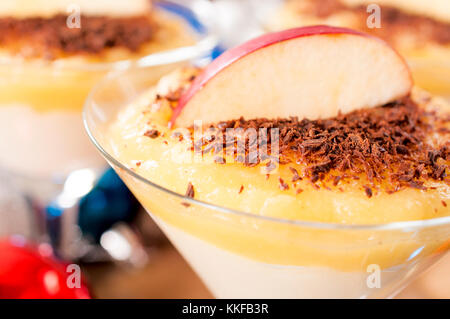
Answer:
(279, 178, 289, 191)
(190, 96, 449, 195)
(289, 167, 301, 182)
(364, 185, 373, 198)
(0, 14, 156, 58)
(144, 129, 160, 139)
(185, 182, 195, 199)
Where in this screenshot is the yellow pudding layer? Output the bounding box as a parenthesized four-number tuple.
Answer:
(104, 68, 450, 271)
(0, 10, 195, 112)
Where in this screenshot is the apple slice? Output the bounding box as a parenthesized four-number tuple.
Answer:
(170, 25, 412, 128)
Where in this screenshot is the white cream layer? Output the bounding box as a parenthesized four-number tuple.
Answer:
(0, 104, 104, 178)
(152, 215, 407, 299)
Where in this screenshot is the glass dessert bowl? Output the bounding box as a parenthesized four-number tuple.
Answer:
(85, 26, 450, 298)
(263, 0, 450, 99)
(0, 0, 217, 200)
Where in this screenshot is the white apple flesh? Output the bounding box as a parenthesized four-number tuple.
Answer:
(171, 26, 412, 128)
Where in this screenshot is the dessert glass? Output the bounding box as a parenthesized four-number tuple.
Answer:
(0, 0, 218, 202)
(84, 64, 450, 299)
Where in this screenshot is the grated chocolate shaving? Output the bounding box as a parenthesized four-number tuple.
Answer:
(144, 129, 160, 138)
(185, 182, 195, 199)
(364, 185, 373, 198)
(279, 178, 289, 191)
(289, 167, 301, 182)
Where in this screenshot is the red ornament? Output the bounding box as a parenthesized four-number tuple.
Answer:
(0, 237, 90, 299)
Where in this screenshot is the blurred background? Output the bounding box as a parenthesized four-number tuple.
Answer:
(0, 0, 448, 299)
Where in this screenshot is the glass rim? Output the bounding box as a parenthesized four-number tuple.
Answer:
(0, 0, 219, 72)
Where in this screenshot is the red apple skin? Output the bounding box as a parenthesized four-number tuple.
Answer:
(170, 25, 410, 127)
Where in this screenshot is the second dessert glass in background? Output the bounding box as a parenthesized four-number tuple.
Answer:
(0, 0, 218, 202)
(0, 0, 218, 259)
(259, 0, 450, 99)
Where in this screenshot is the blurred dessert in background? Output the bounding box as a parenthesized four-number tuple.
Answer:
(266, 0, 450, 97)
(0, 0, 196, 180)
